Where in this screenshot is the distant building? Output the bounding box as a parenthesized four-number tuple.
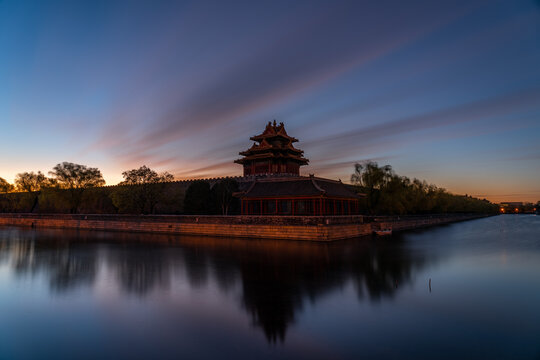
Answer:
(235, 121, 363, 216)
(499, 202, 536, 214)
(500, 202, 523, 207)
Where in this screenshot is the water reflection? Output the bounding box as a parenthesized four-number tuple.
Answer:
(109, 246, 172, 295)
(0, 229, 98, 292)
(0, 227, 432, 343)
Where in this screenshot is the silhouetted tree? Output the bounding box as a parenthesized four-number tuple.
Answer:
(351, 162, 498, 215)
(15, 171, 56, 192)
(211, 179, 240, 215)
(0, 177, 14, 193)
(14, 171, 57, 212)
(120, 165, 173, 185)
(111, 165, 174, 214)
(49, 162, 105, 213)
(184, 180, 212, 214)
(50, 162, 105, 189)
(351, 162, 393, 214)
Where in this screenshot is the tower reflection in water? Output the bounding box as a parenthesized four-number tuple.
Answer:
(0, 227, 431, 343)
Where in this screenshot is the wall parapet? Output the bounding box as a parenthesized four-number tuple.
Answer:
(0, 213, 367, 226)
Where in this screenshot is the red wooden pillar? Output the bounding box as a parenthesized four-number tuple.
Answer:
(259, 200, 262, 215)
(241, 200, 244, 215)
(292, 200, 295, 216)
(319, 198, 323, 216)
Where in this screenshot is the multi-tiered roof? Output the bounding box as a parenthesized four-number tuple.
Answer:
(235, 121, 308, 176)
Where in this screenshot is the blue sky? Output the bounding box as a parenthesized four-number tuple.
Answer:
(1, 0, 539, 202)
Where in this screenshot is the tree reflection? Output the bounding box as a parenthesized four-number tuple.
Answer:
(0, 228, 431, 343)
(0, 229, 97, 292)
(230, 238, 426, 342)
(109, 245, 172, 295)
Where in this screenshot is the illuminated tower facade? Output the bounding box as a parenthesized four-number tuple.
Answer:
(235, 121, 308, 176)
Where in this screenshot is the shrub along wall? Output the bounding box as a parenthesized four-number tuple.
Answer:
(0, 178, 245, 215)
(0, 182, 190, 215)
(0, 176, 496, 216)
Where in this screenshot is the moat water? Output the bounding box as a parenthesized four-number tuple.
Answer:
(0, 215, 538, 359)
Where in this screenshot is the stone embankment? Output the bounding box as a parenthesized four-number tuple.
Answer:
(0, 213, 491, 241)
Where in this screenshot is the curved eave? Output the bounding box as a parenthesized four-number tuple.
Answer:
(250, 134, 299, 143)
(239, 147, 304, 156)
(235, 156, 309, 165)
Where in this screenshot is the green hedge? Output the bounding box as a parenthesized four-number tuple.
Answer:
(0, 182, 188, 215)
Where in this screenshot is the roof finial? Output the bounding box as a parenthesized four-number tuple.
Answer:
(273, 119, 277, 127)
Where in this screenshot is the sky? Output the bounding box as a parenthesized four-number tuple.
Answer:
(1, 0, 539, 202)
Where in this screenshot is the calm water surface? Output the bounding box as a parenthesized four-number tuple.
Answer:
(0, 215, 539, 359)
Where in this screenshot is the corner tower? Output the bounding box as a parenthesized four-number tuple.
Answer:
(235, 121, 309, 176)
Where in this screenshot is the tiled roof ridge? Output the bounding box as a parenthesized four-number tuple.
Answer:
(253, 175, 310, 182)
(248, 175, 345, 185)
(310, 176, 344, 185)
(310, 175, 326, 194)
(249, 121, 299, 142)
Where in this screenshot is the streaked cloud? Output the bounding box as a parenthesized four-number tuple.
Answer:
(1, 0, 539, 201)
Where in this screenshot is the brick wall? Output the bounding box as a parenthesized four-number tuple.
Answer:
(0, 213, 489, 241)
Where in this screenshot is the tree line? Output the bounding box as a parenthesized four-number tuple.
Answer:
(0, 162, 239, 215)
(1, 161, 501, 215)
(351, 161, 500, 215)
